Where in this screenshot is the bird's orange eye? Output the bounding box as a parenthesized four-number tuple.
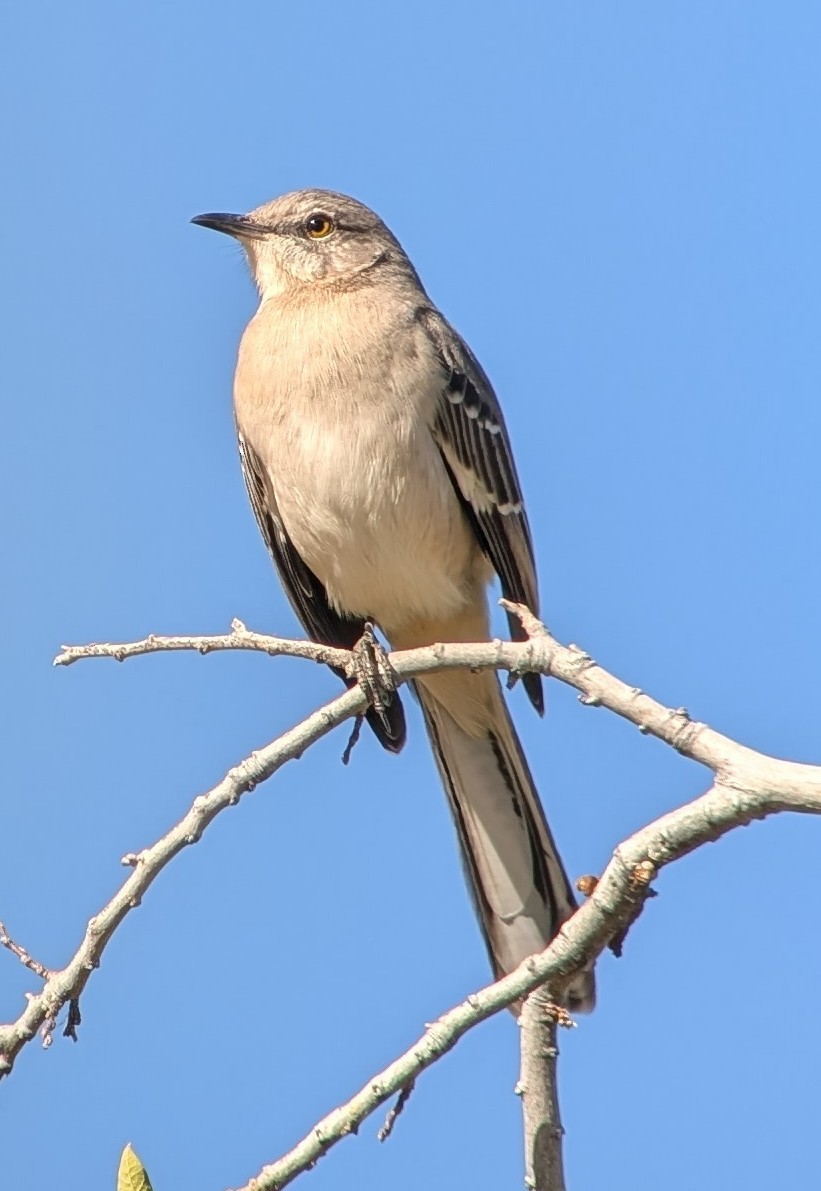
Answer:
(305, 213, 334, 239)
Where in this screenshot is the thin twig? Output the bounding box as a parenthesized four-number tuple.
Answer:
(377, 1080, 416, 1141)
(341, 714, 365, 765)
(0, 921, 51, 980)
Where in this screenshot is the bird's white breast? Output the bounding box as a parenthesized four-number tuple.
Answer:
(234, 289, 483, 635)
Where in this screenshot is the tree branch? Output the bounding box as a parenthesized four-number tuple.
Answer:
(0, 683, 366, 1080)
(518, 989, 569, 1191)
(55, 604, 821, 807)
(54, 618, 350, 671)
(2, 607, 818, 1189)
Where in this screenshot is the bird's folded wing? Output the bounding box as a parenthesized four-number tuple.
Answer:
(417, 307, 544, 714)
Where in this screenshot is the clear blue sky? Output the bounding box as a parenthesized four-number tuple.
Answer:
(2, 3, 819, 1188)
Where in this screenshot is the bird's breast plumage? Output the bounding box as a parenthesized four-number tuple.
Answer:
(234, 287, 488, 634)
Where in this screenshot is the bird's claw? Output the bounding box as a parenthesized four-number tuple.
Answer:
(350, 623, 396, 733)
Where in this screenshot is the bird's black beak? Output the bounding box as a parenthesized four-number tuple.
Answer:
(190, 212, 267, 240)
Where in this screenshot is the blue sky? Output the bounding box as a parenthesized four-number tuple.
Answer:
(2, 3, 819, 1188)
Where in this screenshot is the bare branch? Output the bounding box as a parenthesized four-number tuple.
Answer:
(54, 618, 350, 671)
(0, 922, 51, 980)
(5, 606, 813, 1188)
(227, 961, 584, 1191)
(0, 683, 366, 1080)
(53, 608, 821, 809)
(518, 989, 570, 1191)
(232, 762, 821, 1189)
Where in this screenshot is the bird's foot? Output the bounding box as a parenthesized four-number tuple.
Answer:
(349, 623, 397, 735)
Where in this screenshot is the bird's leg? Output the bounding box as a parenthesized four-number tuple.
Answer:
(341, 623, 399, 765)
(349, 623, 397, 734)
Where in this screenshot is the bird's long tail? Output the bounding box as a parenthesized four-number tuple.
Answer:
(415, 669, 595, 1012)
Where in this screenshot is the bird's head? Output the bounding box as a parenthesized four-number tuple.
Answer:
(192, 188, 413, 299)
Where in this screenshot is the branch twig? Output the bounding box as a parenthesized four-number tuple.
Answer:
(377, 1080, 416, 1142)
(0, 921, 51, 980)
(54, 618, 350, 671)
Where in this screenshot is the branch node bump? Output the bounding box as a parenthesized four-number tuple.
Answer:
(608, 861, 660, 958)
(568, 643, 591, 660)
(575, 874, 599, 898)
(631, 860, 657, 888)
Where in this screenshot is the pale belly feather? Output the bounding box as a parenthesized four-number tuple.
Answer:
(266, 392, 481, 633)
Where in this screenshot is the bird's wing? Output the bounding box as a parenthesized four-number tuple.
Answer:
(237, 431, 406, 751)
(417, 306, 543, 714)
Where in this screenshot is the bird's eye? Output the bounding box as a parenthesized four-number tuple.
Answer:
(305, 213, 334, 239)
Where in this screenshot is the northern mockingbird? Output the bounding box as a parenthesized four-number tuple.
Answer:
(193, 189, 595, 1011)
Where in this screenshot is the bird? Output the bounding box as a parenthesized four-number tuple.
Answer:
(192, 189, 594, 1011)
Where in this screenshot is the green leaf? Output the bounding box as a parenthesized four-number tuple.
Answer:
(117, 1144, 154, 1191)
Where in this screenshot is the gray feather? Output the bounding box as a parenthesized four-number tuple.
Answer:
(416, 676, 595, 1012)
